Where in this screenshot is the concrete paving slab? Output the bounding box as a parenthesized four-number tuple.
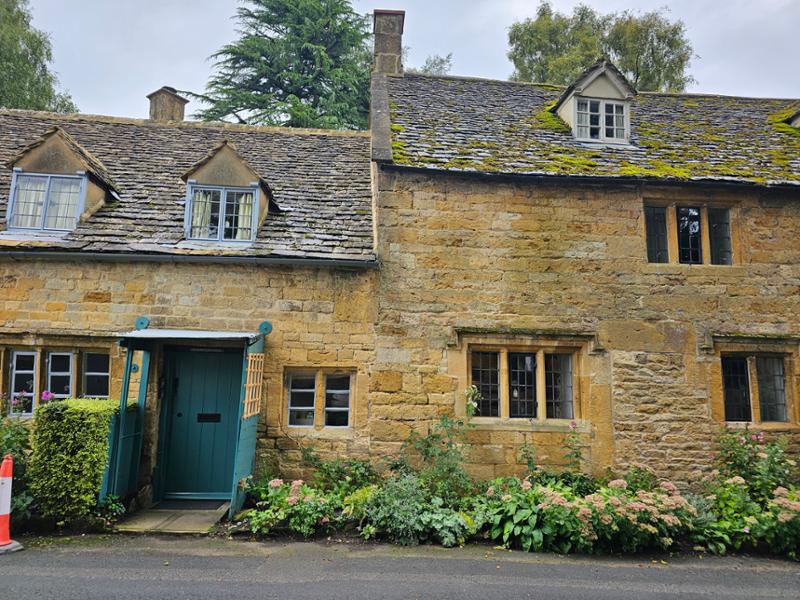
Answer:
(117, 503, 229, 534)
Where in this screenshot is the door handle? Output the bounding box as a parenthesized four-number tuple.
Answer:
(176, 412, 183, 418)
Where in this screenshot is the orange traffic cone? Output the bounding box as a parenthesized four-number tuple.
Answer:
(0, 454, 23, 554)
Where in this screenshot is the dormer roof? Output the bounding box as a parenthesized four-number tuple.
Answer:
(552, 57, 637, 112)
(181, 139, 280, 212)
(6, 125, 120, 196)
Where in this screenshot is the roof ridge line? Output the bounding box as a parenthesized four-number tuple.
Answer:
(402, 72, 799, 102)
(0, 108, 371, 138)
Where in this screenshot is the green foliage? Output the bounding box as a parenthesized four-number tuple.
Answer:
(623, 465, 659, 493)
(27, 399, 118, 521)
(713, 429, 796, 504)
(508, 1, 694, 92)
(757, 487, 800, 560)
(246, 478, 337, 538)
(482, 476, 696, 554)
(402, 417, 475, 506)
(517, 440, 537, 477)
(194, 0, 371, 129)
(361, 474, 474, 547)
(342, 484, 377, 521)
(0, 0, 77, 112)
(407, 53, 453, 76)
(0, 417, 33, 526)
(561, 421, 586, 473)
(312, 458, 377, 498)
(93, 494, 126, 530)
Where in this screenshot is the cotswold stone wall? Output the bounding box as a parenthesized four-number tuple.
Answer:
(371, 169, 800, 481)
(0, 260, 377, 484)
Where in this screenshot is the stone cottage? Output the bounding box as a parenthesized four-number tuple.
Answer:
(0, 10, 798, 510)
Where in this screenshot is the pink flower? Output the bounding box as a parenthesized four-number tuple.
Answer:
(41, 390, 55, 403)
(725, 476, 746, 486)
(486, 486, 495, 497)
(774, 487, 789, 498)
(321, 517, 330, 524)
(777, 512, 793, 523)
(291, 479, 303, 488)
(287, 496, 298, 506)
(742, 527, 750, 534)
(608, 479, 628, 490)
(268, 478, 283, 488)
(569, 420, 578, 431)
(521, 480, 532, 491)
(659, 481, 678, 495)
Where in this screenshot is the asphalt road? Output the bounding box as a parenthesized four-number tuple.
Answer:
(1, 535, 799, 600)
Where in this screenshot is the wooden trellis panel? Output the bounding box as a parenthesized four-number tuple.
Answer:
(243, 353, 265, 419)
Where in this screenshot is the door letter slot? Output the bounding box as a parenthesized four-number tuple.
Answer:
(197, 413, 221, 423)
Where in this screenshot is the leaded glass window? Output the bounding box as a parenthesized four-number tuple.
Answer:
(722, 356, 751, 421)
(757, 357, 788, 422)
(471, 351, 499, 417)
(508, 353, 536, 418)
(188, 185, 256, 242)
(545, 354, 574, 419)
(677, 206, 702, 264)
(9, 173, 83, 231)
(709, 208, 733, 265)
(645, 205, 669, 263)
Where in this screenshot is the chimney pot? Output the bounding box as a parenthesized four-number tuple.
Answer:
(372, 9, 405, 75)
(146, 86, 189, 121)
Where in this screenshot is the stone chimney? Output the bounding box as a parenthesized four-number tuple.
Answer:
(146, 86, 189, 121)
(372, 9, 405, 75)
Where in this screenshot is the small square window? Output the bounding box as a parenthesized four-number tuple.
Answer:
(575, 98, 626, 142)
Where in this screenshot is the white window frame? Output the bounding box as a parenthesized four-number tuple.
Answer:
(287, 373, 317, 428)
(6, 169, 87, 232)
(184, 182, 259, 243)
(573, 97, 629, 143)
(83, 352, 110, 399)
(323, 373, 352, 428)
(46, 352, 74, 400)
(10, 350, 38, 417)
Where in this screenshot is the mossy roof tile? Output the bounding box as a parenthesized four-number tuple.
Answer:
(385, 74, 800, 187)
(0, 111, 374, 261)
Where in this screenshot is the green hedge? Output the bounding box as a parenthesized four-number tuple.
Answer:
(28, 399, 118, 520)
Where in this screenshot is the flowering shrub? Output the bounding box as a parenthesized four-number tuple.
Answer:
(247, 478, 337, 538)
(714, 429, 796, 504)
(481, 476, 695, 554)
(757, 487, 800, 559)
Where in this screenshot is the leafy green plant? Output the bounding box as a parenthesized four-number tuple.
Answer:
(562, 421, 585, 472)
(517, 440, 537, 477)
(623, 465, 659, 493)
(0, 417, 33, 526)
(27, 399, 118, 522)
(312, 458, 377, 498)
(342, 485, 377, 522)
(246, 478, 337, 538)
(93, 495, 126, 530)
(399, 387, 477, 507)
(756, 486, 800, 559)
(714, 429, 796, 505)
(362, 474, 429, 545)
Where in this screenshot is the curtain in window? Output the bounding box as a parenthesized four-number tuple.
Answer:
(44, 178, 81, 229)
(235, 192, 253, 240)
(11, 175, 47, 228)
(191, 189, 217, 238)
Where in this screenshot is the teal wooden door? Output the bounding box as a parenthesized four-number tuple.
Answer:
(164, 350, 242, 499)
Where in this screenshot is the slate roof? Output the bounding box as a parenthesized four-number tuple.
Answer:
(0, 110, 375, 262)
(383, 73, 800, 187)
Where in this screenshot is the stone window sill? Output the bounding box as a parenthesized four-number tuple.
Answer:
(724, 421, 800, 432)
(285, 427, 354, 439)
(470, 417, 589, 433)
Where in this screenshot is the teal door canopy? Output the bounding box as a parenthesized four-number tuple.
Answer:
(111, 320, 272, 509)
(163, 350, 242, 500)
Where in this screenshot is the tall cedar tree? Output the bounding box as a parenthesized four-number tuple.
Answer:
(195, 0, 371, 129)
(508, 2, 695, 92)
(0, 0, 77, 112)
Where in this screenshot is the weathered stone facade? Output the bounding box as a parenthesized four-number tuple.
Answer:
(367, 169, 800, 482)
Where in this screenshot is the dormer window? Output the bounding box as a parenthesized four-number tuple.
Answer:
(187, 184, 257, 242)
(576, 98, 626, 141)
(552, 58, 636, 145)
(7, 171, 86, 231)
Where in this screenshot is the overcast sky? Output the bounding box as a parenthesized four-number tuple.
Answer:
(29, 0, 800, 120)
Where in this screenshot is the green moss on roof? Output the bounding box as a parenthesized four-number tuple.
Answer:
(531, 101, 571, 134)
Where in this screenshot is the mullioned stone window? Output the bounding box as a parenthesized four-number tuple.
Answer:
(644, 202, 735, 266)
(722, 355, 790, 423)
(468, 346, 578, 422)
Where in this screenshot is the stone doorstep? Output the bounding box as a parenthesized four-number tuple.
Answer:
(116, 502, 229, 535)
